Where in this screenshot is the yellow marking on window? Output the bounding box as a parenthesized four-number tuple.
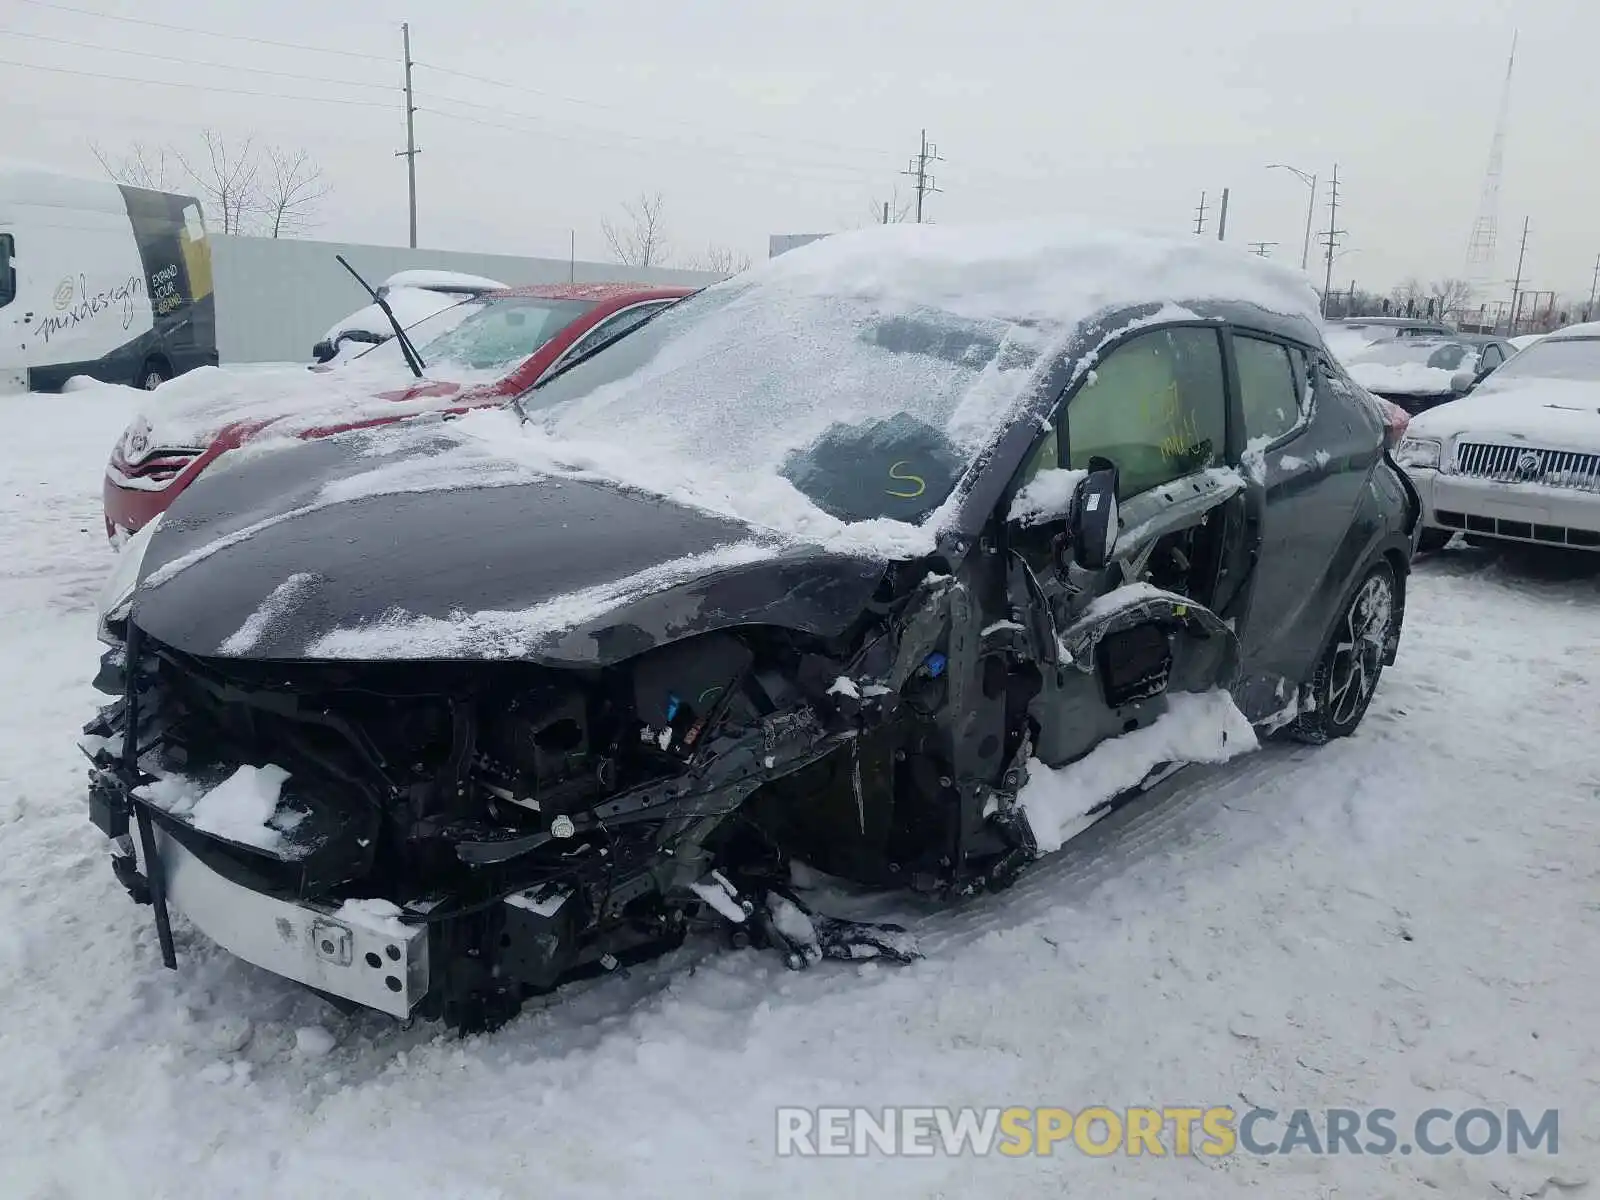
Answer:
(886, 461, 926, 499)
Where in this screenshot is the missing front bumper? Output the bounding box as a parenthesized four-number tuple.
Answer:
(125, 819, 429, 1018)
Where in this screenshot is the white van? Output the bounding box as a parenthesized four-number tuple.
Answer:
(0, 165, 218, 393)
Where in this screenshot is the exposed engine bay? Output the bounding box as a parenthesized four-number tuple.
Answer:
(84, 464, 1254, 1032)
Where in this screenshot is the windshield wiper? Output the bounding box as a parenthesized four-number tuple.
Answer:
(512, 291, 697, 423)
(336, 255, 426, 379)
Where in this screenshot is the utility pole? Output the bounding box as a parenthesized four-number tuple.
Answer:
(1507, 216, 1529, 335)
(396, 22, 419, 248)
(1267, 164, 1318, 270)
(903, 130, 942, 224)
(1216, 188, 1230, 241)
(883, 201, 890, 225)
(1319, 164, 1345, 318)
(1586, 253, 1599, 322)
(1248, 241, 1277, 257)
(1193, 191, 1208, 236)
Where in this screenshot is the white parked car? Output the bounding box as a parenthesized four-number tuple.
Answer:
(1397, 321, 1600, 552)
(311, 270, 508, 364)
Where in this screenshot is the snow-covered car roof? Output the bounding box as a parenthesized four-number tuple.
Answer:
(378, 269, 508, 295)
(1545, 320, 1600, 340)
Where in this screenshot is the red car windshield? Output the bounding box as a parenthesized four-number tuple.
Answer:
(360, 295, 596, 375)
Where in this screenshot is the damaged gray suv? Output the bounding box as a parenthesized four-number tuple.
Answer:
(85, 222, 1418, 1030)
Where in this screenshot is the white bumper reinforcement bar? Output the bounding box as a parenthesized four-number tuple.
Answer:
(131, 825, 429, 1018)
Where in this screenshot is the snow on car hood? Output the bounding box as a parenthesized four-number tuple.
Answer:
(1346, 359, 1462, 396)
(1408, 378, 1600, 447)
(130, 424, 887, 665)
(124, 359, 467, 457)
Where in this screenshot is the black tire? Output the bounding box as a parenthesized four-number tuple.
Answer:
(1416, 527, 1452, 553)
(138, 358, 170, 391)
(1288, 560, 1398, 745)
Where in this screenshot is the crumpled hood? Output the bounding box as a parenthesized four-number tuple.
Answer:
(1409, 378, 1600, 447)
(130, 427, 889, 666)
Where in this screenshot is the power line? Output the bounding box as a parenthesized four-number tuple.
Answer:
(419, 92, 883, 175)
(420, 104, 884, 184)
(18, 2, 898, 172)
(413, 59, 895, 162)
(14, 0, 394, 61)
(0, 56, 398, 107)
(0, 26, 396, 90)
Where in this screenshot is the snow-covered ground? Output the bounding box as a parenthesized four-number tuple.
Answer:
(2, 390, 1598, 1199)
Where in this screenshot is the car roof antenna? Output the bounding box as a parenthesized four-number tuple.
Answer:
(335, 255, 426, 378)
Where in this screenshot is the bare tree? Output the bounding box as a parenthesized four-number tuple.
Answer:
(601, 191, 671, 268)
(261, 146, 332, 238)
(1428, 278, 1475, 321)
(92, 131, 330, 237)
(868, 188, 915, 225)
(682, 244, 752, 277)
(172, 129, 262, 234)
(90, 140, 175, 191)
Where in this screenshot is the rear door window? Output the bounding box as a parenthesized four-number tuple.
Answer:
(1234, 334, 1303, 444)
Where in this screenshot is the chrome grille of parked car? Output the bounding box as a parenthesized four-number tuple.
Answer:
(1453, 442, 1600, 493)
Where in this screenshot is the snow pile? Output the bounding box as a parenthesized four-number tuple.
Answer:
(1008, 467, 1087, 525)
(1019, 689, 1258, 853)
(305, 539, 781, 660)
(135, 764, 294, 853)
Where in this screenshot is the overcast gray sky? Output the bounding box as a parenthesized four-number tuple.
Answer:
(5, 0, 1596, 303)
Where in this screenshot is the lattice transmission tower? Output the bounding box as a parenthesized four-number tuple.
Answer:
(1463, 32, 1517, 303)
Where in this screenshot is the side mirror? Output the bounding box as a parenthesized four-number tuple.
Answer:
(1449, 368, 1477, 394)
(1071, 457, 1120, 570)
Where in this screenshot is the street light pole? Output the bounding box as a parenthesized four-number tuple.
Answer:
(1267, 163, 1318, 270)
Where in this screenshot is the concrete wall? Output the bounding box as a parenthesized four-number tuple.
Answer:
(210, 234, 718, 363)
(768, 233, 830, 258)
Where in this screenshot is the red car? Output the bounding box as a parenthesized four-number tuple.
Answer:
(103, 283, 694, 539)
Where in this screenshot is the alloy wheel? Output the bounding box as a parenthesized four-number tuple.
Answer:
(1328, 573, 1394, 726)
